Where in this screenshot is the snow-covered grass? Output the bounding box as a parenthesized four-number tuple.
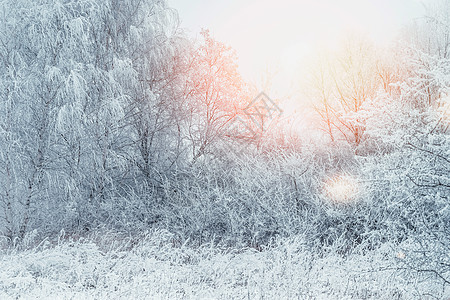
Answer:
(1, 230, 448, 299)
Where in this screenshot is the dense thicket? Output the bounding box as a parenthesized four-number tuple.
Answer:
(0, 0, 248, 242)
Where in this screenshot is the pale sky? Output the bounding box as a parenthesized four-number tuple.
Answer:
(169, 0, 427, 113)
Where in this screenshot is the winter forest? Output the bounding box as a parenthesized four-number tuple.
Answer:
(0, 0, 449, 299)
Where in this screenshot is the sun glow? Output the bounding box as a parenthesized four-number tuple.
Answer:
(171, 0, 424, 85)
(171, 0, 427, 120)
(324, 174, 359, 204)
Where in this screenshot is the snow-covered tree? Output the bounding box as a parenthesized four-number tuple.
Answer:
(185, 30, 247, 162)
(0, 0, 185, 241)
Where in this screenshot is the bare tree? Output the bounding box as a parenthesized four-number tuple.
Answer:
(186, 30, 247, 162)
(308, 36, 381, 146)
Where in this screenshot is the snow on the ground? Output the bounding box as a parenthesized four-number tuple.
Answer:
(0, 230, 447, 299)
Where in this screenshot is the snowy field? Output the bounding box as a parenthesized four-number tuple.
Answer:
(1, 230, 448, 300)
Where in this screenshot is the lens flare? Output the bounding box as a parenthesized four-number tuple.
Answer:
(324, 174, 359, 204)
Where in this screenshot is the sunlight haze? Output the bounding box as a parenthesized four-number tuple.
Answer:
(170, 0, 427, 105)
